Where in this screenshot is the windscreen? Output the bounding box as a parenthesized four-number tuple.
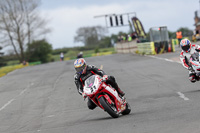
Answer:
(85, 75, 96, 88)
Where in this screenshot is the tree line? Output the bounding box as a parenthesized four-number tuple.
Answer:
(0, 0, 50, 65)
(0, 0, 194, 67)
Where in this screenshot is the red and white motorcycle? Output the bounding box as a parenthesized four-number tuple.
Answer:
(83, 75, 131, 118)
(189, 52, 200, 78)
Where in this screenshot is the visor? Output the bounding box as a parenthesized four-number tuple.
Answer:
(75, 64, 86, 73)
(181, 45, 190, 52)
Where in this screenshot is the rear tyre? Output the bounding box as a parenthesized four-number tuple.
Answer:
(98, 96, 119, 118)
(121, 102, 131, 115)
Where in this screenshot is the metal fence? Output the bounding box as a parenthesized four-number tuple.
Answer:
(149, 26, 169, 42)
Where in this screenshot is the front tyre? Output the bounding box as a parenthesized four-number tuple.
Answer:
(121, 102, 131, 115)
(98, 96, 119, 118)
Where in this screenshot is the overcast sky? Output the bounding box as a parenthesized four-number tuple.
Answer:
(39, 0, 199, 49)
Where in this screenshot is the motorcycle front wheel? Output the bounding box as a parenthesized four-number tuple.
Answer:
(98, 96, 119, 118)
(121, 102, 131, 115)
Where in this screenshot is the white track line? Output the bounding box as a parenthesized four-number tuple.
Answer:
(145, 55, 181, 64)
(47, 115, 55, 118)
(146, 55, 189, 101)
(0, 82, 33, 112)
(177, 92, 189, 101)
(164, 59, 175, 62)
(0, 99, 15, 111)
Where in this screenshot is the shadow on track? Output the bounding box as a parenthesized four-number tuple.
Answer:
(81, 112, 135, 123)
(185, 89, 200, 94)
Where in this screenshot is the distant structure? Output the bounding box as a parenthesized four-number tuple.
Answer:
(193, 10, 200, 42)
(194, 11, 200, 35)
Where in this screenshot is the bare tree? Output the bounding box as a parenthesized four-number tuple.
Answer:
(0, 0, 50, 62)
(74, 26, 107, 47)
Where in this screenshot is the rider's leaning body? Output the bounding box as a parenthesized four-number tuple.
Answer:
(74, 64, 105, 95)
(74, 58, 125, 110)
(180, 39, 200, 82)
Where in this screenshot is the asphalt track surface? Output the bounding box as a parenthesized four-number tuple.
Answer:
(1, 46, 200, 133)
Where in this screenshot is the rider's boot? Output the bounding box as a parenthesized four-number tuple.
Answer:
(111, 81, 125, 97)
(189, 73, 196, 83)
(106, 76, 125, 97)
(196, 76, 200, 81)
(196, 73, 200, 81)
(116, 87, 125, 97)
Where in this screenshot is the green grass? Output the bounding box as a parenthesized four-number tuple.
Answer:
(1, 47, 115, 78)
(6, 60, 20, 66)
(3, 47, 116, 65)
(52, 47, 116, 61)
(0, 63, 29, 78)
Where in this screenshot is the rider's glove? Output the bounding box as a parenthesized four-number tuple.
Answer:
(102, 75, 108, 82)
(82, 92, 87, 100)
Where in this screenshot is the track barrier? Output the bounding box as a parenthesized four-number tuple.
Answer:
(116, 40, 175, 55)
(116, 40, 138, 54)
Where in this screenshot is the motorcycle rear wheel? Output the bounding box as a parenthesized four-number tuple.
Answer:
(98, 96, 119, 118)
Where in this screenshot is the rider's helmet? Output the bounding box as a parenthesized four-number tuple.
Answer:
(74, 58, 87, 74)
(180, 39, 191, 52)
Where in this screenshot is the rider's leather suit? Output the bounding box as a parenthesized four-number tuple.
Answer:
(74, 65, 124, 109)
(180, 44, 200, 82)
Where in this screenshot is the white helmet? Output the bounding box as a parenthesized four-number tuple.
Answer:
(180, 39, 191, 52)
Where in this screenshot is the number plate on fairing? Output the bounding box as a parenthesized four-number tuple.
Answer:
(84, 75, 100, 95)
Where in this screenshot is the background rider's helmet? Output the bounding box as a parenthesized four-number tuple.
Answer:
(180, 39, 191, 52)
(74, 58, 87, 74)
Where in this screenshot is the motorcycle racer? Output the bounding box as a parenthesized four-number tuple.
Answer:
(180, 39, 200, 82)
(74, 58, 125, 109)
